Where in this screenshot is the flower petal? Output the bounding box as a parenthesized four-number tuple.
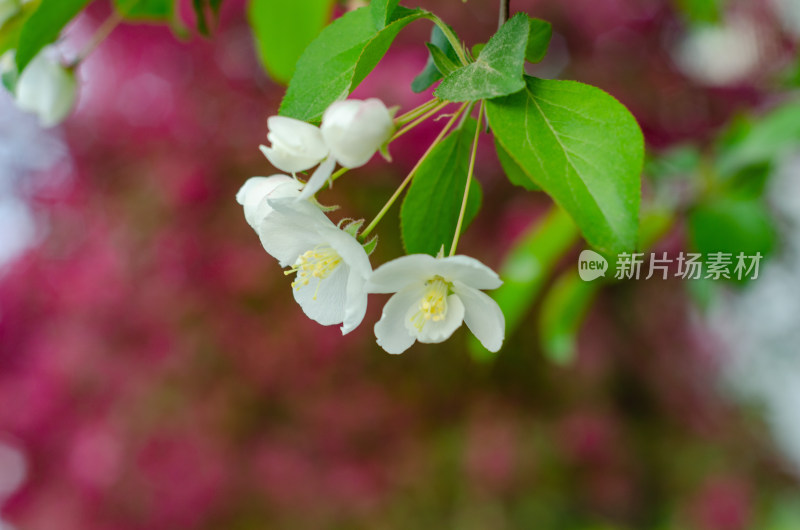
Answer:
(321, 98, 394, 168)
(374, 286, 423, 354)
(452, 281, 505, 352)
(260, 116, 329, 173)
(257, 205, 328, 267)
(292, 262, 349, 326)
(298, 156, 336, 200)
(341, 266, 368, 335)
(409, 293, 465, 344)
(366, 254, 438, 294)
(434, 255, 503, 290)
(236, 175, 297, 230)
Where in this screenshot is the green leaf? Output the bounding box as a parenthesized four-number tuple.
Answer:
(468, 207, 578, 361)
(279, 6, 425, 122)
(494, 137, 539, 191)
(0, 0, 40, 58)
(113, 0, 173, 19)
(689, 197, 776, 264)
(15, 0, 90, 73)
(426, 42, 458, 76)
(401, 117, 483, 256)
(370, 0, 399, 30)
(526, 17, 552, 63)
(248, 0, 333, 84)
(435, 12, 529, 102)
(486, 76, 644, 255)
(191, 0, 223, 35)
(538, 270, 599, 364)
(411, 24, 458, 93)
(716, 101, 800, 177)
(674, 0, 726, 23)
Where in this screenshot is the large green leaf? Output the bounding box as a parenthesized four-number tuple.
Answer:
(486, 76, 643, 254)
(279, 6, 424, 123)
(248, 0, 333, 84)
(494, 137, 539, 191)
(411, 24, 458, 93)
(113, 0, 172, 19)
(400, 117, 482, 256)
(15, 0, 90, 73)
(0, 0, 40, 57)
(370, 0, 399, 29)
(435, 12, 529, 102)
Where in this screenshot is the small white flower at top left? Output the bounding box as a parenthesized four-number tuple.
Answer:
(236, 176, 372, 334)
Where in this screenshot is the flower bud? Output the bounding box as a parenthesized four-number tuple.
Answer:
(14, 47, 77, 128)
(320, 98, 394, 168)
(259, 116, 328, 173)
(236, 175, 300, 230)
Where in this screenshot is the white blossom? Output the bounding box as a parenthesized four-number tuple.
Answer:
(321, 98, 394, 168)
(256, 195, 372, 334)
(13, 46, 77, 128)
(259, 116, 328, 174)
(367, 254, 505, 354)
(235, 175, 301, 230)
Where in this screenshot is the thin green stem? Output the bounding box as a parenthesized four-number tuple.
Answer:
(73, 7, 126, 65)
(425, 13, 469, 66)
(450, 101, 484, 256)
(390, 101, 449, 143)
(360, 102, 469, 242)
(395, 98, 440, 126)
(330, 166, 348, 183)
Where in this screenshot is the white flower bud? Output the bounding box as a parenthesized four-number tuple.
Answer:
(259, 116, 328, 173)
(14, 47, 77, 128)
(320, 98, 394, 168)
(236, 175, 300, 230)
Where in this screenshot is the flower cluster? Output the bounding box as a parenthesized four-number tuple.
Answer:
(238, 98, 505, 354)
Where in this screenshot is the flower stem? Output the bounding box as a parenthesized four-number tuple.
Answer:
(395, 98, 440, 126)
(449, 101, 484, 256)
(498, 0, 510, 29)
(424, 13, 470, 66)
(72, 7, 126, 65)
(330, 166, 348, 183)
(360, 102, 469, 242)
(390, 101, 449, 143)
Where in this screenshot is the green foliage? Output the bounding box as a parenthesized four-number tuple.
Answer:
(279, 6, 424, 123)
(411, 25, 458, 93)
(192, 0, 224, 35)
(494, 137, 539, 191)
(113, 0, 173, 19)
(538, 270, 598, 364)
(716, 101, 800, 177)
(674, 0, 726, 23)
(0, 0, 39, 58)
(525, 18, 552, 63)
(468, 207, 577, 360)
(15, 0, 90, 73)
(689, 196, 776, 262)
(370, 0, 399, 30)
(435, 13, 529, 102)
(487, 77, 643, 255)
(248, 0, 333, 84)
(400, 117, 482, 256)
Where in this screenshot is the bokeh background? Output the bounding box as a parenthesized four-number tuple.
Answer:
(2, 0, 800, 528)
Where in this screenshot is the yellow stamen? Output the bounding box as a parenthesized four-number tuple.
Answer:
(284, 245, 342, 300)
(410, 276, 450, 332)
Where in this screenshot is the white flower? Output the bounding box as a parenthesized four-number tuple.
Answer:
(236, 174, 301, 230)
(259, 116, 328, 174)
(367, 254, 505, 354)
(257, 196, 372, 334)
(14, 46, 77, 128)
(321, 98, 394, 168)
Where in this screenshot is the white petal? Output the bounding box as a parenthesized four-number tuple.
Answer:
(434, 255, 503, 290)
(321, 98, 393, 168)
(15, 49, 77, 128)
(366, 254, 438, 293)
(292, 262, 348, 326)
(374, 286, 423, 354)
(409, 293, 465, 344)
(298, 156, 336, 200)
(452, 281, 505, 352)
(341, 266, 368, 335)
(259, 143, 320, 174)
(260, 116, 328, 173)
(257, 208, 327, 267)
(236, 175, 297, 229)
